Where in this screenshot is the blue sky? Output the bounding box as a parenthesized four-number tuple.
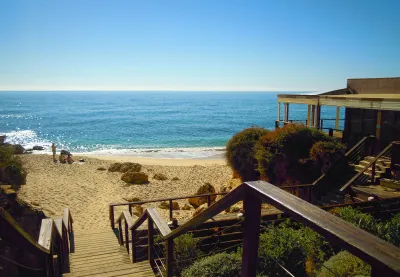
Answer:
(0, 0, 399, 91)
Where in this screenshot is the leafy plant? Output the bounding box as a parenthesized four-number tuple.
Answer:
(173, 234, 203, 275)
(182, 252, 242, 277)
(309, 141, 346, 162)
(316, 251, 371, 277)
(226, 127, 269, 181)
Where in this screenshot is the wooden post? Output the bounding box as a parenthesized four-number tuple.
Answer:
(131, 229, 136, 262)
(148, 218, 154, 265)
(118, 221, 123, 245)
(307, 105, 311, 126)
(169, 199, 173, 221)
(166, 238, 174, 276)
(110, 206, 115, 229)
(124, 221, 129, 253)
(311, 105, 315, 127)
(277, 102, 280, 122)
(335, 107, 340, 130)
(376, 110, 382, 152)
(329, 128, 333, 137)
(128, 204, 132, 216)
(207, 195, 211, 207)
(284, 103, 289, 123)
(371, 162, 376, 184)
(315, 105, 321, 129)
(241, 192, 262, 277)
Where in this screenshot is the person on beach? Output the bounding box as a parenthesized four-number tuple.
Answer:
(51, 143, 56, 161)
(67, 154, 74, 164)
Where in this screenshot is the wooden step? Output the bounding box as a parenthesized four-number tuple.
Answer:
(66, 229, 154, 276)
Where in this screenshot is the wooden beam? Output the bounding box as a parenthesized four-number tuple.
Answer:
(335, 106, 340, 130)
(315, 105, 321, 129)
(277, 102, 280, 121)
(311, 105, 315, 127)
(241, 189, 262, 277)
(284, 103, 289, 122)
(307, 105, 311, 126)
(245, 181, 400, 276)
(376, 110, 382, 140)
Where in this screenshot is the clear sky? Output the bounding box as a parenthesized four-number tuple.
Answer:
(0, 0, 399, 91)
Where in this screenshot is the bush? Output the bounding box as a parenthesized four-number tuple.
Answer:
(309, 141, 346, 162)
(377, 213, 400, 247)
(316, 251, 371, 277)
(333, 207, 378, 235)
(0, 144, 15, 165)
(226, 127, 270, 181)
(255, 124, 333, 184)
(173, 234, 203, 275)
(0, 145, 26, 185)
(256, 223, 332, 277)
(182, 252, 242, 277)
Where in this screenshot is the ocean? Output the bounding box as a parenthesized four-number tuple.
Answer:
(0, 91, 344, 159)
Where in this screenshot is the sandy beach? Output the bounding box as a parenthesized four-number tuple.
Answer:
(17, 154, 232, 232)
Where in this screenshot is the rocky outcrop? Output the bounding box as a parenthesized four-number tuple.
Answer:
(120, 162, 142, 173)
(121, 172, 148, 184)
(153, 173, 168, 180)
(109, 162, 142, 173)
(97, 167, 107, 171)
(187, 183, 216, 208)
(33, 146, 45, 150)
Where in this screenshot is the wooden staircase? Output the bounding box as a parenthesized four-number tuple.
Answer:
(351, 156, 391, 184)
(64, 229, 154, 277)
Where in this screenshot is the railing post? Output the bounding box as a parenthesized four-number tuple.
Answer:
(128, 204, 132, 216)
(148, 218, 154, 265)
(131, 229, 136, 263)
(371, 161, 376, 183)
(118, 220, 123, 245)
(169, 199, 173, 221)
(329, 128, 333, 137)
(241, 192, 262, 277)
(110, 206, 115, 229)
(124, 220, 129, 253)
(166, 238, 174, 276)
(207, 195, 211, 207)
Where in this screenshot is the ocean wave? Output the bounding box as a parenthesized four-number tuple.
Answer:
(78, 147, 226, 159)
(0, 130, 52, 150)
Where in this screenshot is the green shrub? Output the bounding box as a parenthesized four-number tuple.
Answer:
(255, 124, 333, 184)
(309, 141, 346, 162)
(334, 207, 378, 235)
(377, 213, 400, 247)
(256, 223, 332, 276)
(182, 252, 242, 277)
(226, 127, 269, 181)
(173, 234, 203, 275)
(316, 251, 371, 277)
(0, 144, 15, 165)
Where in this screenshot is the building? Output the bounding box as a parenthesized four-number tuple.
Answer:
(276, 77, 400, 151)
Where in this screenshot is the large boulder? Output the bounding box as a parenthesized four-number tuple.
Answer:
(159, 201, 169, 209)
(120, 162, 142, 173)
(121, 172, 148, 184)
(188, 183, 216, 208)
(171, 201, 180, 210)
(108, 163, 122, 172)
(153, 173, 168, 180)
(33, 146, 44, 151)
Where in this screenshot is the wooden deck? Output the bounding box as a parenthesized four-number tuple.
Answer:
(64, 229, 154, 277)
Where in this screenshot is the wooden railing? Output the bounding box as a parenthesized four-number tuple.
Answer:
(0, 207, 73, 276)
(116, 181, 400, 277)
(312, 135, 375, 194)
(340, 142, 394, 193)
(109, 192, 227, 229)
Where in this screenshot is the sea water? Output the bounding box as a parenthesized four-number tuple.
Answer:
(0, 91, 343, 159)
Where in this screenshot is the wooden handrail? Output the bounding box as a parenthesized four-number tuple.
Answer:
(0, 207, 50, 255)
(0, 207, 73, 276)
(340, 143, 393, 192)
(118, 181, 400, 277)
(345, 135, 373, 157)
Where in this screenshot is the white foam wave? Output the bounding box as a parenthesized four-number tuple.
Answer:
(0, 130, 52, 150)
(78, 146, 226, 159)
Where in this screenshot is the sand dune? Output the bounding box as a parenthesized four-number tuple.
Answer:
(17, 154, 232, 231)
